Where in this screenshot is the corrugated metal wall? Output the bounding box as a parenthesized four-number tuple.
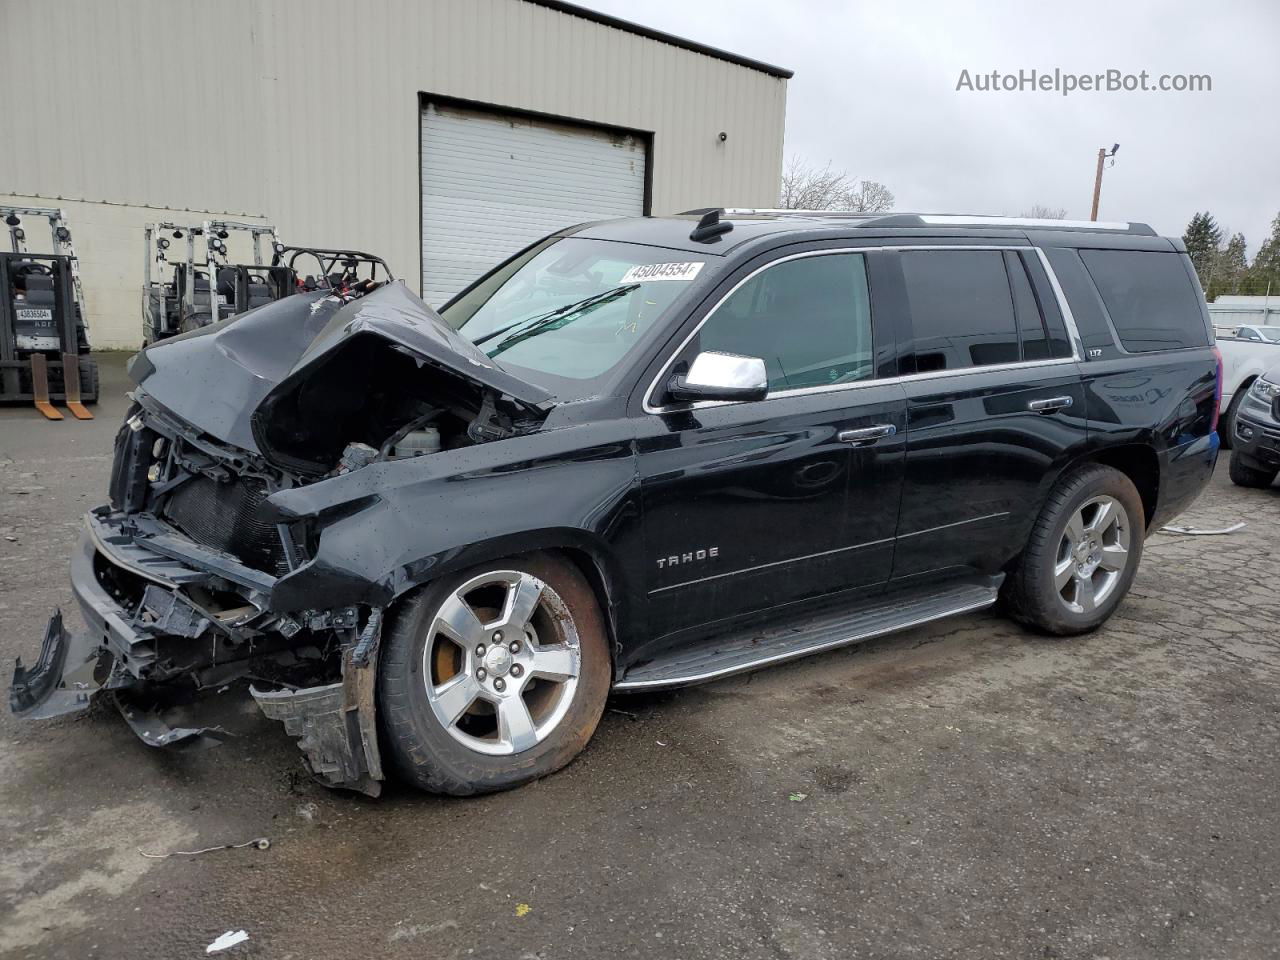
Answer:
(0, 0, 787, 348)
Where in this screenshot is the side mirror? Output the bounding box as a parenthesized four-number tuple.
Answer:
(667, 351, 768, 403)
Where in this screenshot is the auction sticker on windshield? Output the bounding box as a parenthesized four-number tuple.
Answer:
(620, 261, 704, 283)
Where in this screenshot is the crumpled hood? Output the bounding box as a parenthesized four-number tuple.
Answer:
(130, 282, 553, 453)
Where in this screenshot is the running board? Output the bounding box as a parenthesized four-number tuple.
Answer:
(613, 578, 1002, 691)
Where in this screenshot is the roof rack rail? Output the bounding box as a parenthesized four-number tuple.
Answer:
(913, 214, 1153, 234)
(680, 207, 1152, 235)
(676, 209, 1158, 236)
(719, 208, 869, 217)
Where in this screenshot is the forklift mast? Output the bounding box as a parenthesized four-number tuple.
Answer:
(201, 220, 281, 324)
(143, 219, 282, 341)
(3, 205, 88, 327)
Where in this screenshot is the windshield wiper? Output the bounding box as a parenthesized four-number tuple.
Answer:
(471, 284, 640, 348)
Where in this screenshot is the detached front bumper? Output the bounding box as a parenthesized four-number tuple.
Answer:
(10, 510, 386, 793)
(8, 517, 166, 720)
(25, 510, 276, 695)
(9, 609, 105, 719)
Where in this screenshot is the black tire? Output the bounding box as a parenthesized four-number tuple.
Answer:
(1218, 388, 1247, 450)
(378, 552, 612, 796)
(1228, 449, 1277, 489)
(78, 357, 99, 404)
(1003, 464, 1145, 636)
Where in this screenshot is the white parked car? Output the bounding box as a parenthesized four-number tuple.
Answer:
(1217, 331, 1280, 448)
(1232, 324, 1280, 343)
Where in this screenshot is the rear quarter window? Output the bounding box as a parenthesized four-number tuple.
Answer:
(1079, 249, 1208, 352)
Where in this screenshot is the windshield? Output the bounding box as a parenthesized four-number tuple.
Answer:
(440, 237, 710, 396)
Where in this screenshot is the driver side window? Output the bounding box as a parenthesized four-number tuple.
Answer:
(695, 253, 873, 392)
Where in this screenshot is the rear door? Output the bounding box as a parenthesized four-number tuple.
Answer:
(890, 246, 1088, 582)
(635, 249, 907, 651)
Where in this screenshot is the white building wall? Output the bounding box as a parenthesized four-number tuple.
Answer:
(0, 0, 788, 348)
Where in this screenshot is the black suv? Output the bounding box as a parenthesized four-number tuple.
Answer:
(11, 210, 1220, 796)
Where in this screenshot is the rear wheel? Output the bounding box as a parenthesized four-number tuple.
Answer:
(1228, 449, 1277, 488)
(378, 553, 611, 795)
(1003, 464, 1145, 635)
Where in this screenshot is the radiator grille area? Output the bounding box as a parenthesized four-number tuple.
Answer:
(163, 475, 285, 574)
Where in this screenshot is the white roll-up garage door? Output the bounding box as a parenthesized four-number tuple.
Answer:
(420, 101, 648, 308)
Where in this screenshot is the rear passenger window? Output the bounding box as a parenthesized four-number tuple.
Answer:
(1079, 249, 1209, 352)
(696, 253, 873, 391)
(900, 250, 1019, 371)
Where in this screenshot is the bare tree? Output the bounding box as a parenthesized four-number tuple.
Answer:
(846, 179, 895, 214)
(779, 157, 895, 213)
(1020, 204, 1068, 219)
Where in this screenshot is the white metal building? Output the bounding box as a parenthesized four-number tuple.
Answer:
(0, 0, 790, 348)
(1207, 295, 1280, 330)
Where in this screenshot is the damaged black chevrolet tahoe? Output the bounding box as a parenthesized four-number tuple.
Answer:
(11, 210, 1221, 796)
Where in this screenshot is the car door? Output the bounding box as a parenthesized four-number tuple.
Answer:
(633, 249, 907, 654)
(889, 246, 1089, 582)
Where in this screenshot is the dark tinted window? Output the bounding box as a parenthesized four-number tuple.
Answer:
(1079, 249, 1208, 352)
(697, 253, 873, 391)
(1021, 252, 1073, 358)
(901, 250, 1019, 371)
(1006, 252, 1050, 361)
(1043, 247, 1119, 359)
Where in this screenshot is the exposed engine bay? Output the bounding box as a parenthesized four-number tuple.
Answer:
(9, 281, 554, 795)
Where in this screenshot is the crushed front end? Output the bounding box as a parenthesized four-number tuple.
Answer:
(9, 283, 552, 795)
(11, 399, 388, 793)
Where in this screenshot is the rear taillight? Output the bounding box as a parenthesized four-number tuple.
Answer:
(1210, 345, 1224, 433)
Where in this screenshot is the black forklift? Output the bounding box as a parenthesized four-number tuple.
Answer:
(1, 206, 96, 419)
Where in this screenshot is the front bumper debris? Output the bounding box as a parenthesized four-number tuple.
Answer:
(9, 610, 105, 719)
(114, 692, 231, 750)
(251, 611, 384, 797)
(11, 510, 388, 796)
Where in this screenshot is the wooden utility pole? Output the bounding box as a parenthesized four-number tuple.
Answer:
(1090, 148, 1107, 221)
(1090, 144, 1119, 221)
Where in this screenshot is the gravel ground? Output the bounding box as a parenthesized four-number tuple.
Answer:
(1, 353, 1277, 960)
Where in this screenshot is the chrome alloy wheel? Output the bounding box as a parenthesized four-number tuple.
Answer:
(422, 570, 582, 756)
(1054, 495, 1131, 614)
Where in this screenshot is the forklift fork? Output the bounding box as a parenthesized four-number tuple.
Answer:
(62, 351, 92, 419)
(29, 353, 63, 420)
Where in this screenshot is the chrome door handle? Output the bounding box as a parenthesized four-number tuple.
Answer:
(1027, 395, 1074, 413)
(838, 424, 897, 445)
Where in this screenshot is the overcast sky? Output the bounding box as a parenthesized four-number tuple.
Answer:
(582, 0, 1280, 254)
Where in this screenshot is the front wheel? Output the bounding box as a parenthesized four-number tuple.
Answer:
(1218, 390, 1246, 450)
(1003, 464, 1145, 636)
(378, 553, 612, 795)
(1228, 449, 1278, 489)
